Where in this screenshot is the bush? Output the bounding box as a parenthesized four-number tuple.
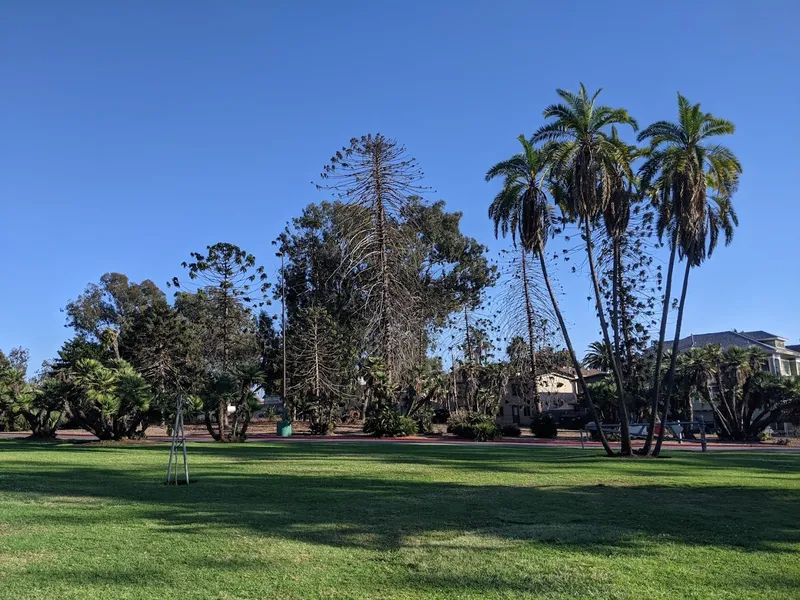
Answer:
(363, 404, 417, 437)
(433, 409, 450, 424)
(447, 411, 501, 441)
(309, 420, 335, 435)
(472, 421, 502, 441)
(501, 423, 521, 438)
(413, 407, 434, 434)
(531, 413, 558, 438)
(396, 415, 418, 437)
(446, 410, 473, 437)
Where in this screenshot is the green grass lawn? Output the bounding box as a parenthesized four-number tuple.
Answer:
(0, 442, 798, 599)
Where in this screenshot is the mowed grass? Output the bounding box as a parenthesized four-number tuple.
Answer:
(0, 442, 798, 600)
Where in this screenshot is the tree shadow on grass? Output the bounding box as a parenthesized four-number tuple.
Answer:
(1, 441, 799, 559)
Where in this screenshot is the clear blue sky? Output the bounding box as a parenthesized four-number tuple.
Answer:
(2, 1, 798, 372)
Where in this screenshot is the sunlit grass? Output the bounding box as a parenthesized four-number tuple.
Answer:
(1, 441, 798, 599)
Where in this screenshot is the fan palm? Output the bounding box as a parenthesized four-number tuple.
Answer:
(638, 93, 741, 455)
(534, 84, 638, 454)
(583, 341, 612, 371)
(486, 135, 614, 455)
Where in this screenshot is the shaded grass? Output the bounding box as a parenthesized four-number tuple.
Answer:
(0, 441, 799, 599)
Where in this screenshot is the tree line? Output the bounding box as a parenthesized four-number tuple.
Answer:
(2, 84, 799, 452)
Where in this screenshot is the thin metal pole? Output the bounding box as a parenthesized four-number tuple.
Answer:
(281, 252, 286, 403)
(180, 401, 189, 484)
(166, 401, 180, 484)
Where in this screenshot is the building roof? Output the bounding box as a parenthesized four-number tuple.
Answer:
(668, 330, 800, 356)
(741, 330, 787, 341)
(789, 345, 800, 353)
(556, 366, 606, 380)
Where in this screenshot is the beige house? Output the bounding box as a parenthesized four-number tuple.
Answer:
(497, 369, 604, 427)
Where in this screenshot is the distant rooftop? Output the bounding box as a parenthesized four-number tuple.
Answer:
(740, 330, 787, 341)
(667, 330, 800, 355)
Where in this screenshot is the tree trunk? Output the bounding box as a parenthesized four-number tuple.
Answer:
(538, 251, 615, 456)
(372, 144, 393, 382)
(584, 221, 632, 455)
(641, 226, 679, 454)
(204, 409, 220, 441)
(464, 306, 473, 364)
(654, 259, 691, 456)
(520, 248, 541, 414)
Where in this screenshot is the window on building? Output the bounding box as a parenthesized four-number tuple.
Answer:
(511, 383, 521, 397)
(498, 406, 504, 417)
(523, 406, 530, 417)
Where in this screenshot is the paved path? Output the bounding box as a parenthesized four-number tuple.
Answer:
(1, 430, 798, 452)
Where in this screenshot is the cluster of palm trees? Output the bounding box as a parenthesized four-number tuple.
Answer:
(675, 345, 800, 441)
(486, 84, 741, 457)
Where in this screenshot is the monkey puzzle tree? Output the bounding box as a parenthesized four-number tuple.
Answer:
(170, 242, 270, 442)
(287, 306, 351, 434)
(317, 134, 428, 383)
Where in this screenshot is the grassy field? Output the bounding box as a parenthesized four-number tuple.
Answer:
(0, 442, 798, 599)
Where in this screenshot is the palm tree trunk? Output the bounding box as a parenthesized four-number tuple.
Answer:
(641, 226, 679, 454)
(538, 251, 615, 456)
(654, 259, 691, 456)
(583, 221, 632, 455)
(520, 248, 541, 414)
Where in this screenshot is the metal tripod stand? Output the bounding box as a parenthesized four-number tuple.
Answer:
(165, 395, 189, 485)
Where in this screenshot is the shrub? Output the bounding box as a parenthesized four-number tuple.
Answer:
(396, 416, 418, 437)
(309, 420, 335, 435)
(472, 421, 502, 441)
(363, 404, 417, 437)
(446, 410, 473, 437)
(433, 408, 450, 424)
(501, 423, 521, 438)
(531, 413, 558, 438)
(413, 407, 434, 434)
(447, 411, 501, 441)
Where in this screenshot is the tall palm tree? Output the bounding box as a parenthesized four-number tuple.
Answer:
(583, 341, 612, 371)
(534, 84, 638, 455)
(653, 192, 738, 455)
(487, 135, 614, 456)
(637, 93, 741, 455)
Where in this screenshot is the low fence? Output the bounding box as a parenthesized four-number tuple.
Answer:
(580, 418, 710, 451)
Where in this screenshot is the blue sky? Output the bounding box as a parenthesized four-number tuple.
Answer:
(1, 1, 798, 372)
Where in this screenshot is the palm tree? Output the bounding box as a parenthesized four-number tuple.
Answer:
(638, 93, 741, 455)
(486, 135, 614, 456)
(583, 341, 612, 371)
(534, 84, 638, 455)
(486, 135, 546, 413)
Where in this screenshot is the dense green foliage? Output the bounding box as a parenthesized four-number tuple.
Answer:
(363, 403, 418, 438)
(531, 413, 558, 438)
(446, 411, 502, 441)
